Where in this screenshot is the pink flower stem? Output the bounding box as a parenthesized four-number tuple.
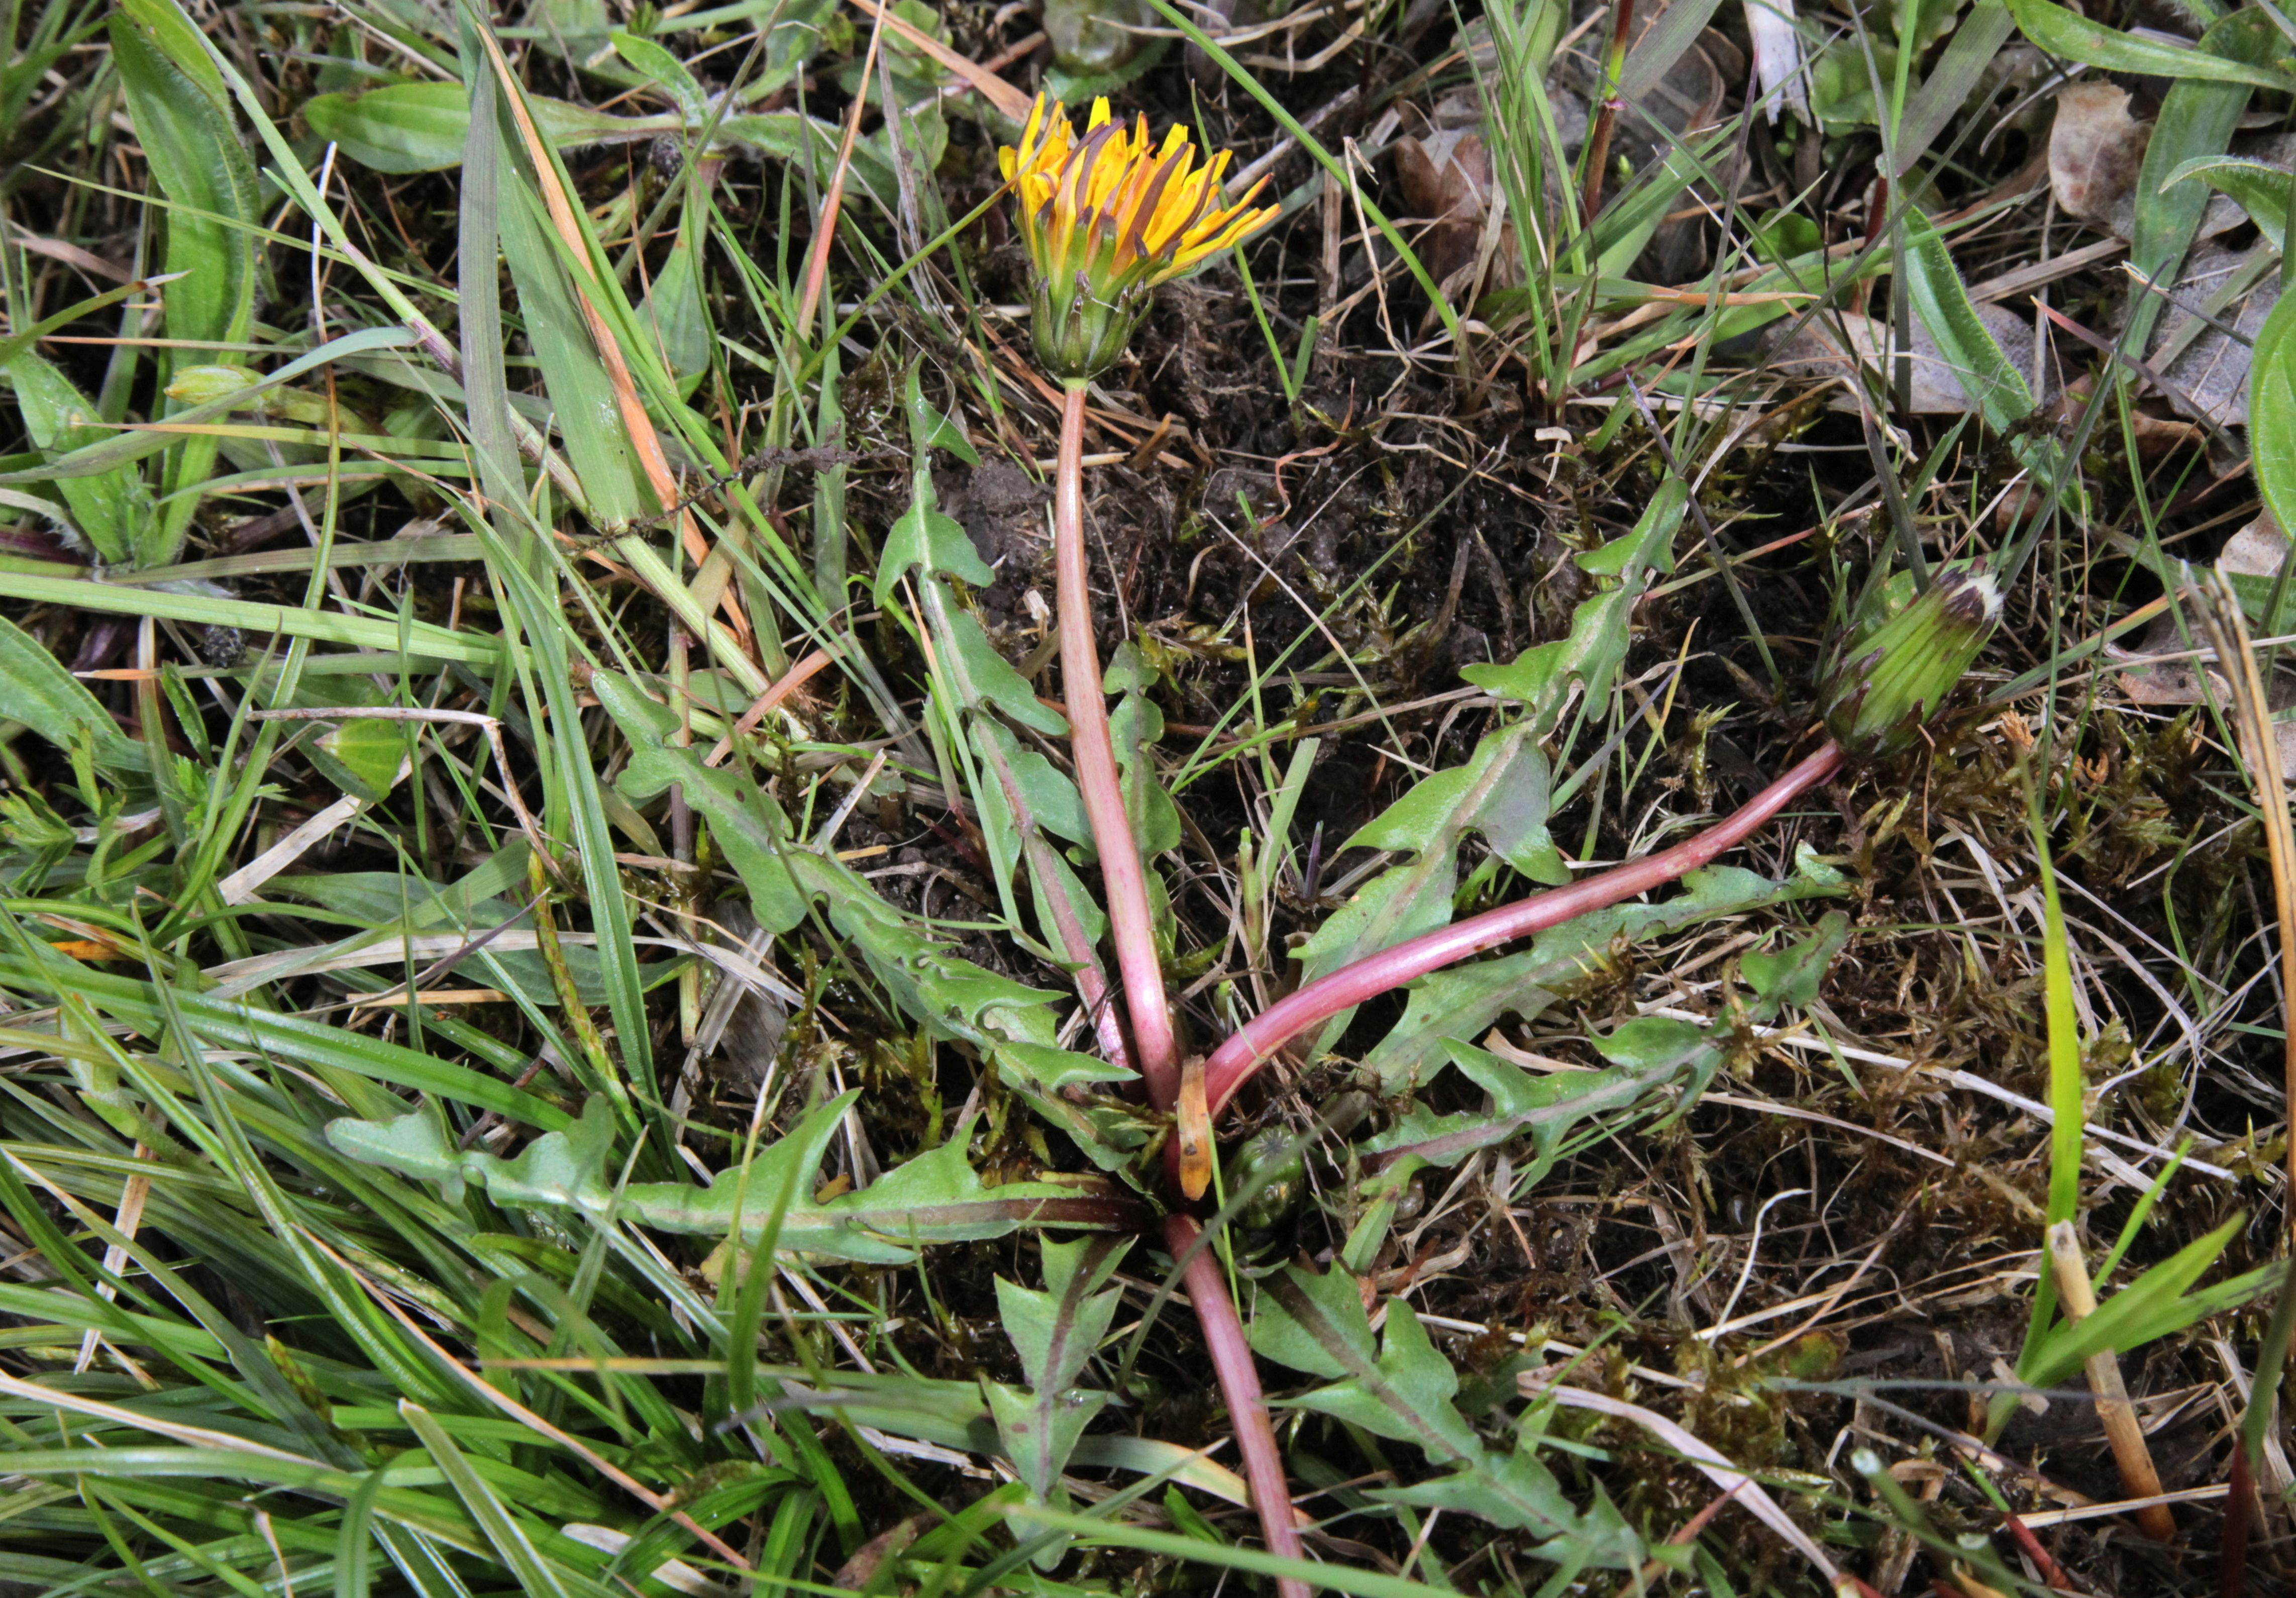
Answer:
(1057, 382, 1181, 1111)
(1055, 388, 1296, 1579)
(1165, 1213, 1313, 1598)
(1200, 739, 1845, 1119)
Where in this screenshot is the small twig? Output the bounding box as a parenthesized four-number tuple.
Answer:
(315, 892, 547, 1018)
(1578, 0, 1639, 220)
(2044, 1222, 2175, 1540)
(2188, 575, 2296, 1227)
(630, 445, 871, 532)
(529, 854, 633, 1124)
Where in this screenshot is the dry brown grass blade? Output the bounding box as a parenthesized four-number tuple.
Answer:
(704, 647, 836, 766)
(472, 24, 756, 656)
(2045, 1221, 2176, 1541)
(797, 1, 889, 330)
(1526, 1380, 1842, 1586)
(2187, 572, 2296, 1221)
(839, 0, 1034, 121)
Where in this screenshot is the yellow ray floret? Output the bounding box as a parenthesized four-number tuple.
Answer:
(998, 95, 1280, 381)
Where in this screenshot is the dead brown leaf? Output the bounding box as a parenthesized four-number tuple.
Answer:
(2049, 83, 2150, 235)
(2146, 241, 2281, 428)
(2110, 517, 2296, 776)
(1768, 304, 2044, 416)
(1393, 125, 1505, 290)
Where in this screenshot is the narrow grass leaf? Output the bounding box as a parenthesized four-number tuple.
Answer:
(1893, 0, 2017, 175)
(0, 327, 420, 487)
(0, 569, 498, 662)
(398, 1402, 580, 1598)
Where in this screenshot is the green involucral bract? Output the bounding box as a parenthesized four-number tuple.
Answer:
(1819, 565, 2002, 758)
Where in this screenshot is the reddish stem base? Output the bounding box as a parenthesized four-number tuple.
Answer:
(1165, 1213, 1313, 1598)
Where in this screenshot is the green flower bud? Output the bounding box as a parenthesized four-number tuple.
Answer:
(1227, 1127, 1306, 1232)
(164, 365, 256, 407)
(1819, 565, 2001, 758)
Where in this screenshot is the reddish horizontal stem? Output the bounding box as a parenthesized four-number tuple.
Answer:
(1200, 740, 1845, 1118)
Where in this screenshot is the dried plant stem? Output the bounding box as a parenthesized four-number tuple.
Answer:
(2045, 1222, 2176, 1541)
(1201, 740, 1845, 1117)
(1165, 1214, 1312, 1598)
(1056, 383, 1181, 1109)
(796, 0, 887, 328)
(704, 648, 834, 767)
(1578, 0, 1639, 220)
(2189, 575, 2296, 1227)
(2224, 1448, 2254, 1598)
(528, 854, 632, 1123)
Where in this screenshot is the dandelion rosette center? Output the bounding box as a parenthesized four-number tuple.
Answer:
(999, 95, 1280, 383)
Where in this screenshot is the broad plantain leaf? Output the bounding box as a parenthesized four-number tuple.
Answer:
(110, 0, 260, 565)
(1, 352, 149, 563)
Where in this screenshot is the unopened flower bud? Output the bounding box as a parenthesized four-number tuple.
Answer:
(1819, 565, 2001, 758)
(165, 365, 256, 407)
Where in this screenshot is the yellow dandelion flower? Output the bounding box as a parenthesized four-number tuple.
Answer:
(999, 95, 1280, 382)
